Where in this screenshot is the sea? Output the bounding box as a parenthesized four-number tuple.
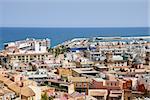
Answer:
(0, 27, 149, 50)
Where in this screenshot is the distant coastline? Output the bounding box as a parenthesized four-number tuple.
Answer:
(0, 27, 149, 50)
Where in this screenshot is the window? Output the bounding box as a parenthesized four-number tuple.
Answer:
(111, 83, 113, 86)
(128, 97, 130, 100)
(20, 77, 23, 80)
(146, 80, 148, 82)
(107, 83, 109, 86)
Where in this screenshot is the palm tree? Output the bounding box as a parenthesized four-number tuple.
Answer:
(48, 45, 70, 57)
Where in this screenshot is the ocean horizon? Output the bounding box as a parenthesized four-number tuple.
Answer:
(0, 27, 150, 50)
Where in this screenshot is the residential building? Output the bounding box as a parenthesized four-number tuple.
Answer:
(4, 38, 50, 52)
(72, 68, 99, 77)
(68, 76, 91, 94)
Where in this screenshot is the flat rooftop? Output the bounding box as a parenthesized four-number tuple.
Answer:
(93, 78, 105, 82)
(72, 68, 99, 74)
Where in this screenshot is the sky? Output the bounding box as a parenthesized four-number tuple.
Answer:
(0, 0, 149, 27)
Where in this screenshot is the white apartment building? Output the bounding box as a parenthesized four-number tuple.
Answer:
(4, 38, 50, 52)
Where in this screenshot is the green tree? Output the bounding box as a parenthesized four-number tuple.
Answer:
(41, 93, 48, 100)
(48, 45, 70, 57)
(49, 96, 54, 100)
